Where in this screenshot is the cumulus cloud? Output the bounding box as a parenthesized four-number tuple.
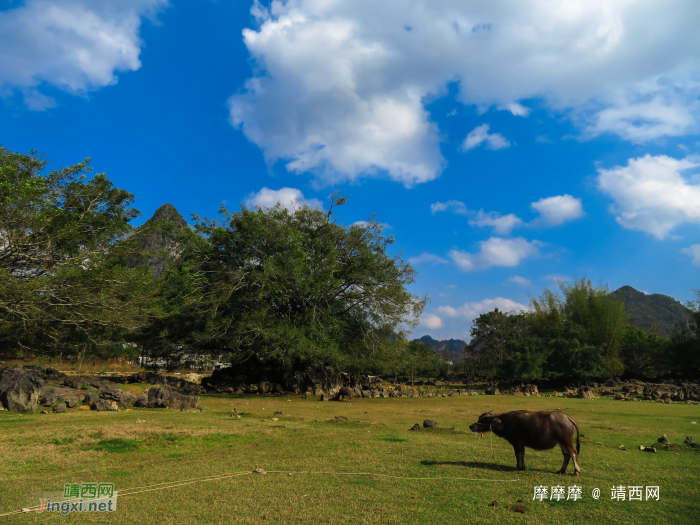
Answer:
(681, 244, 700, 267)
(0, 0, 167, 109)
(435, 194, 582, 234)
(408, 252, 449, 265)
(436, 297, 528, 320)
(430, 200, 468, 215)
(462, 124, 510, 151)
(449, 237, 541, 271)
(244, 187, 323, 212)
(530, 194, 584, 226)
(422, 313, 443, 329)
(469, 210, 524, 235)
(231, 0, 700, 185)
(508, 275, 533, 287)
(597, 154, 700, 238)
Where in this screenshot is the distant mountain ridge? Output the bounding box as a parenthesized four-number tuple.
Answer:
(610, 285, 690, 337)
(412, 335, 466, 362)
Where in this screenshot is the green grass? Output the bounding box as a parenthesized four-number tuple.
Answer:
(0, 395, 698, 523)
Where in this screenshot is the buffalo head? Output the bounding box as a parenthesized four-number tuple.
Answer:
(469, 412, 501, 433)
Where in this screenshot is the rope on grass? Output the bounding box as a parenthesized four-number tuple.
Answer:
(1, 466, 519, 518)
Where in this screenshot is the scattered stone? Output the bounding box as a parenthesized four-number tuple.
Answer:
(109, 403, 119, 411)
(684, 436, 694, 445)
(144, 385, 198, 411)
(84, 392, 99, 406)
(40, 410, 48, 414)
(335, 415, 348, 421)
(658, 434, 670, 445)
(92, 399, 113, 411)
(39, 389, 58, 406)
(511, 505, 526, 513)
(409, 423, 420, 431)
(52, 403, 66, 413)
(274, 411, 283, 415)
(423, 419, 439, 428)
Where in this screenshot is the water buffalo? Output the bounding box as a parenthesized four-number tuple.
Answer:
(469, 410, 581, 476)
(337, 386, 354, 401)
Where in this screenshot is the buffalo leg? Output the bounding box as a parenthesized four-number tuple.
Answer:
(557, 449, 570, 474)
(563, 444, 581, 476)
(513, 444, 526, 470)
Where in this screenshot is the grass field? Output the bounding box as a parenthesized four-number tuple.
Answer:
(1, 392, 698, 524)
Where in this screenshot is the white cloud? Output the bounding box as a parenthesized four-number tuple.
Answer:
(681, 244, 700, 267)
(436, 297, 528, 320)
(530, 194, 584, 226)
(597, 154, 700, 238)
(469, 210, 524, 235)
(508, 275, 533, 287)
(430, 200, 468, 215)
(449, 237, 541, 271)
(462, 124, 510, 151)
(423, 314, 443, 329)
(542, 273, 572, 284)
(408, 252, 449, 265)
(500, 102, 531, 117)
(231, 1, 700, 185)
(0, 0, 167, 109)
(244, 187, 323, 212)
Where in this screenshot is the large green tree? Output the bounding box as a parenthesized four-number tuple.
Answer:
(0, 145, 159, 358)
(141, 195, 427, 372)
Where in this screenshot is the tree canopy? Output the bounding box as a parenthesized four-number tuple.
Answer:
(138, 195, 427, 372)
(0, 145, 159, 357)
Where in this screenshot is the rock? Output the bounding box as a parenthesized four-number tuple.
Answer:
(274, 411, 283, 415)
(92, 399, 112, 411)
(41, 410, 48, 414)
(99, 382, 138, 408)
(64, 397, 81, 408)
(410, 423, 420, 431)
(109, 403, 119, 411)
(134, 395, 148, 407)
(84, 392, 100, 406)
(579, 390, 595, 399)
(663, 398, 671, 404)
(320, 394, 330, 401)
(39, 389, 58, 406)
(0, 367, 44, 413)
(489, 501, 498, 507)
(684, 436, 694, 445)
(335, 415, 348, 421)
(423, 419, 439, 428)
(145, 385, 198, 411)
(658, 434, 670, 444)
(644, 446, 657, 453)
(511, 505, 526, 513)
(485, 387, 499, 395)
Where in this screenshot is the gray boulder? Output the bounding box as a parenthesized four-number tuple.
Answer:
(39, 389, 58, 406)
(52, 403, 66, 413)
(0, 367, 44, 412)
(145, 385, 198, 411)
(423, 419, 439, 428)
(84, 392, 100, 406)
(134, 395, 148, 407)
(658, 434, 670, 444)
(64, 396, 81, 408)
(92, 399, 113, 411)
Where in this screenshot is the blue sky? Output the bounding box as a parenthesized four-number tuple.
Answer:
(1, 0, 699, 340)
